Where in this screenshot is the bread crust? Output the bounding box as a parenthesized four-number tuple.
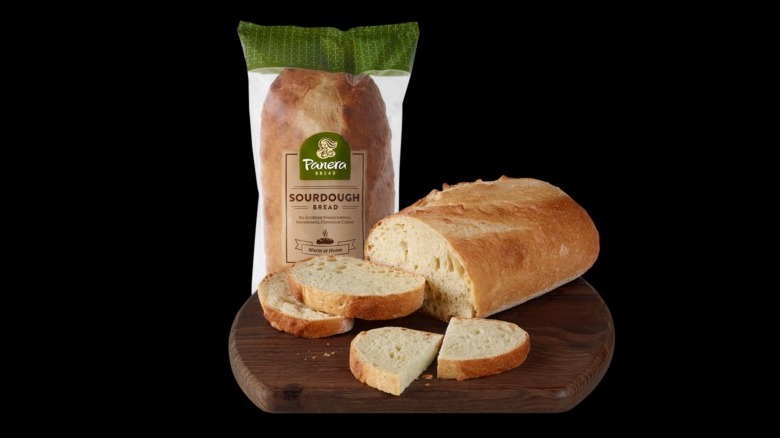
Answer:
(437, 335, 530, 381)
(257, 273, 354, 338)
(261, 69, 393, 273)
(260, 305, 354, 339)
(366, 177, 599, 321)
(286, 258, 425, 320)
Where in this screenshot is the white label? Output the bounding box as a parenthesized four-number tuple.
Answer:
(284, 152, 365, 263)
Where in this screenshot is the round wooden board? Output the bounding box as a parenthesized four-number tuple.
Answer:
(229, 277, 614, 413)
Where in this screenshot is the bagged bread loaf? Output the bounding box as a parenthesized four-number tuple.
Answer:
(238, 22, 420, 291)
(259, 70, 393, 274)
(365, 177, 599, 322)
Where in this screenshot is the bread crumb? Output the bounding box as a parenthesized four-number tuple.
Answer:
(331, 351, 336, 355)
(421, 374, 433, 380)
(311, 356, 317, 360)
(425, 383, 431, 387)
(323, 352, 331, 357)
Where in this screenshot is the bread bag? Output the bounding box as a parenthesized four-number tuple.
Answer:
(238, 22, 420, 291)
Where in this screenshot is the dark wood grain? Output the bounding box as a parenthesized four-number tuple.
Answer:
(229, 277, 614, 413)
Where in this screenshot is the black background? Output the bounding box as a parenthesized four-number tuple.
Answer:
(105, 6, 686, 429)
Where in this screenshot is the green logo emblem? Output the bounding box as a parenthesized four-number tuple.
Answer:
(299, 132, 351, 180)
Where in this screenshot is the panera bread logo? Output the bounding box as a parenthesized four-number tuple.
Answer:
(315, 137, 338, 159)
(300, 132, 350, 180)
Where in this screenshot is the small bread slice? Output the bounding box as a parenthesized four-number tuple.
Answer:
(437, 317, 530, 381)
(286, 255, 425, 320)
(257, 272, 353, 338)
(350, 327, 443, 396)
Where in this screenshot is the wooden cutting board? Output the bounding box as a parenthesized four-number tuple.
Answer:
(229, 277, 614, 413)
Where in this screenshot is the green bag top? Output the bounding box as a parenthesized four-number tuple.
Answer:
(237, 21, 419, 75)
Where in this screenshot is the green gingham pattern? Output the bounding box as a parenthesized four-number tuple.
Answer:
(237, 21, 419, 74)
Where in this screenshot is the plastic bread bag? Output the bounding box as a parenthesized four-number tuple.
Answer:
(237, 21, 420, 292)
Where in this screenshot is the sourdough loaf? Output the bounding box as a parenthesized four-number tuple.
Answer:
(364, 176, 599, 322)
(286, 255, 425, 320)
(349, 327, 443, 396)
(261, 69, 394, 273)
(437, 317, 530, 380)
(257, 272, 354, 338)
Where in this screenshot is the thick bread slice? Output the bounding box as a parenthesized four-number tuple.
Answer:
(437, 317, 530, 381)
(365, 176, 599, 322)
(257, 272, 353, 338)
(286, 255, 425, 320)
(350, 327, 443, 396)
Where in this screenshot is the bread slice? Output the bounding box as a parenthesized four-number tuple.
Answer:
(350, 327, 443, 396)
(286, 255, 425, 320)
(437, 317, 530, 381)
(257, 272, 353, 338)
(365, 176, 599, 322)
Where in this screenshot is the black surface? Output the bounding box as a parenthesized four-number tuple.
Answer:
(109, 6, 680, 429)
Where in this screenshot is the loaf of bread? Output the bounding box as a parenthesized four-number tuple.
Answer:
(437, 317, 530, 380)
(261, 69, 394, 273)
(257, 272, 353, 338)
(349, 327, 443, 396)
(286, 255, 425, 320)
(365, 176, 599, 322)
